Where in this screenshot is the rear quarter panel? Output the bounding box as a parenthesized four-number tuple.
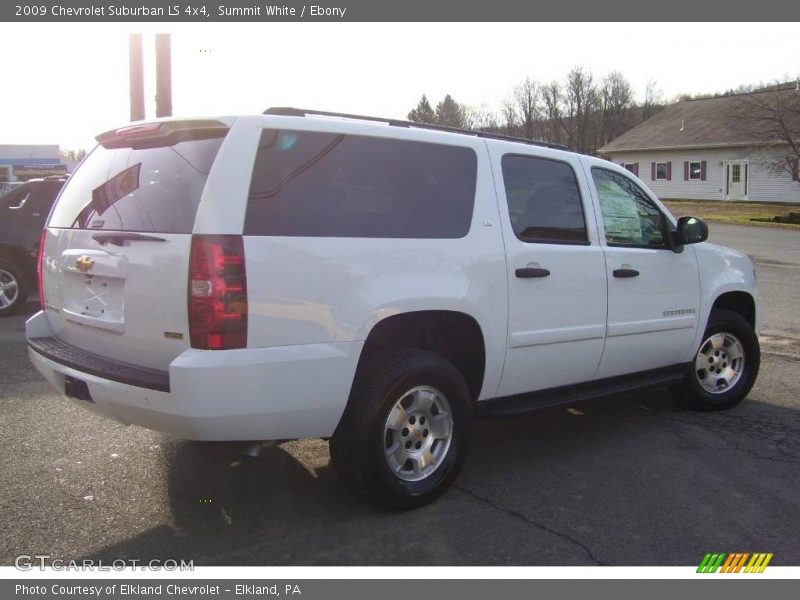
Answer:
(215, 118, 509, 400)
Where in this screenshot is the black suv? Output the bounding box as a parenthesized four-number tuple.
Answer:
(0, 177, 66, 315)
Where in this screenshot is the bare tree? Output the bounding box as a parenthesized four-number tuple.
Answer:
(514, 76, 540, 140)
(730, 83, 800, 184)
(60, 149, 88, 163)
(541, 80, 566, 145)
(600, 71, 634, 146)
(642, 79, 664, 120)
(463, 103, 499, 132)
(565, 66, 599, 153)
(500, 98, 518, 136)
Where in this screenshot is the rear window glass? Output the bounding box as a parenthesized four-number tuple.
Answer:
(48, 137, 224, 233)
(244, 129, 477, 238)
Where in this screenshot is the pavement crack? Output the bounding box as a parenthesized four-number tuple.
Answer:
(452, 483, 606, 565)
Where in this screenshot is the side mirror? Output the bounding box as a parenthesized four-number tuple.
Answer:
(676, 216, 708, 245)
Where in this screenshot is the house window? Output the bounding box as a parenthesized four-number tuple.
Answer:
(731, 164, 741, 183)
(689, 162, 702, 180)
(655, 162, 668, 180)
(623, 163, 636, 174)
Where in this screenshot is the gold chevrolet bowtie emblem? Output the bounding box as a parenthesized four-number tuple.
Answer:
(75, 256, 95, 273)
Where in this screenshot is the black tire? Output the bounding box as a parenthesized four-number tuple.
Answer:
(0, 257, 29, 317)
(329, 348, 473, 510)
(673, 309, 760, 411)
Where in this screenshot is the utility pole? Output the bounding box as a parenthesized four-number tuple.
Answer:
(155, 33, 172, 118)
(129, 34, 145, 122)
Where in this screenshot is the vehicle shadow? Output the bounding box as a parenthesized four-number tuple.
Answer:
(78, 380, 800, 566)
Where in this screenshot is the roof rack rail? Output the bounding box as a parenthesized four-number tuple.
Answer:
(263, 107, 570, 151)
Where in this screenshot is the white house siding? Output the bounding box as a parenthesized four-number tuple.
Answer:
(606, 146, 800, 203)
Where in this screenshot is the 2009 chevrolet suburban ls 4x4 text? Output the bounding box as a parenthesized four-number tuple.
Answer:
(27, 109, 760, 508)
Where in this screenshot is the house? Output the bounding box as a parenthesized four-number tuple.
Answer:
(598, 85, 800, 203)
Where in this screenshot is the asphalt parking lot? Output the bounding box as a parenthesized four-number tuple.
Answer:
(1, 223, 798, 566)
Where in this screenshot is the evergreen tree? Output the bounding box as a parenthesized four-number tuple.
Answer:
(407, 94, 436, 123)
(435, 95, 465, 128)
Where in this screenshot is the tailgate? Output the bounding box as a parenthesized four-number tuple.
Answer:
(39, 120, 229, 372)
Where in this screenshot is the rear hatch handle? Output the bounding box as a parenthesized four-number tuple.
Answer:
(92, 232, 167, 246)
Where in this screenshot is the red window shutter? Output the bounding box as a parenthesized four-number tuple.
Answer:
(701, 160, 707, 181)
(684, 161, 689, 181)
(633, 163, 639, 177)
(651, 162, 656, 180)
(667, 162, 672, 181)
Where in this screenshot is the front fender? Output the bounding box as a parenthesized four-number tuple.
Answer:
(688, 242, 759, 360)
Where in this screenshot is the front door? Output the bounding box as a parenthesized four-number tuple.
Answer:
(491, 147, 607, 397)
(726, 161, 747, 200)
(587, 165, 701, 379)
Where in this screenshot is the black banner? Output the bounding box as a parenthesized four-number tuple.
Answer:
(5, 579, 800, 600)
(3, 0, 800, 21)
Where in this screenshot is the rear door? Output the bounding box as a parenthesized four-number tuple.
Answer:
(490, 146, 607, 397)
(40, 120, 231, 371)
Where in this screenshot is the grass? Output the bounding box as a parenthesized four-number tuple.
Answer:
(662, 199, 800, 229)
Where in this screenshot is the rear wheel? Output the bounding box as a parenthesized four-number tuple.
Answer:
(673, 309, 759, 411)
(0, 258, 28, 317)
(330, 349, 473, 509)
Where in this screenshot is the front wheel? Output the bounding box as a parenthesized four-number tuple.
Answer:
(673, 309, 760, 411)
(329, 349, 473, 509)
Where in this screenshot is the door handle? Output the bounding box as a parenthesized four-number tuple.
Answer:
(613, 268, 640, 278)
(516, 267, 551, 278)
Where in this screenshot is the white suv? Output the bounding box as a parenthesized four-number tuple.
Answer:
(27, 110, 760, 508)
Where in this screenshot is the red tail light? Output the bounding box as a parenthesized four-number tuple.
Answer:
(37, 228, 47, 309)
(188, 235, 247, 350)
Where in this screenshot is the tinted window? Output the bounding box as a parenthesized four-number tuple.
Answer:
(48, 138, 224, 233)
(591, 168, 667, 248)
(3, 183, 32, 209)
(30, 181, 65, 213)
(501, 154, 588, 244)
(244, 129, 477, 238)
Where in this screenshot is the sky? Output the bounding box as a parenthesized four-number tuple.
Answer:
(1, 22, 798, 151)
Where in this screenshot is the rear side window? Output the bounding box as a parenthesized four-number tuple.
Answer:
(3, 183, 32, 209)
(48, 137, 224, 233)
(244, 129, 477, 238)
(501, 154, 588, 244)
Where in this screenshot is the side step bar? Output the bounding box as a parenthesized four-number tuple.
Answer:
(475, 363, 688, 418)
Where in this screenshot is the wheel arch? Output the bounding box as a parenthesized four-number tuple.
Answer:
(0, 243, 33, 269)
(351, 310, 487, 403)
(710, 291, 756, 328)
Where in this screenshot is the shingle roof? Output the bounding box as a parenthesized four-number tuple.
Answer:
(599, 84, 800, 153)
